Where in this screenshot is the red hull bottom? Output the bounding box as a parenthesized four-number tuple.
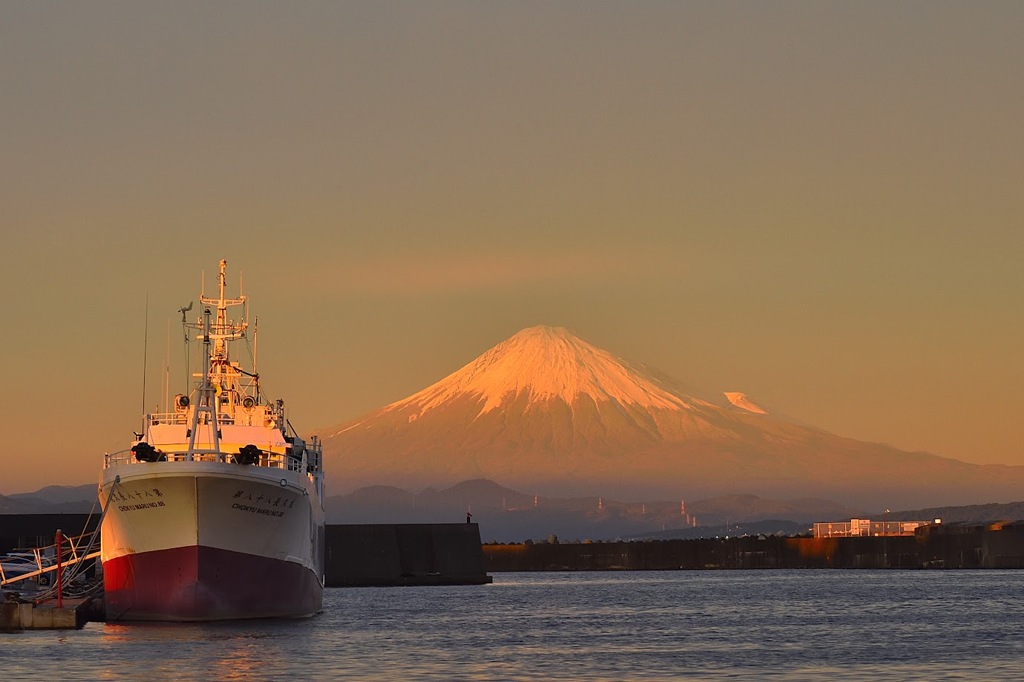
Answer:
(103, 545, 323, 621)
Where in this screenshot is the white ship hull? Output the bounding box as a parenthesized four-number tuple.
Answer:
(100, 461, 324, 621)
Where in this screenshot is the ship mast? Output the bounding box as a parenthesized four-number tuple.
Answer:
(186, 306, 218, 459)
(184, 259, 249, 459)
(200, 259, 248, 391)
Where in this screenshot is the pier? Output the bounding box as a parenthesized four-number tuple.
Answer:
(1, 520, 102, 630)
(1, 596, 96, 631)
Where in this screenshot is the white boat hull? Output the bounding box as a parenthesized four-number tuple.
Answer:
(100, 462, 324, 621)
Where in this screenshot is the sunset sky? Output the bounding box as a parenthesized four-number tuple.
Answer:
(1, 2, 1021, 494)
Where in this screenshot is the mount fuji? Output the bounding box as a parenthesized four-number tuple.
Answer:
(320, 326, 1024, 508)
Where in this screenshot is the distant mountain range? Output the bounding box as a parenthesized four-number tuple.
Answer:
(318, 325, 1024, 509)
(4, 479, 1024, 542)
(0, 485, 98, 514)
(323, 478, 858, 542)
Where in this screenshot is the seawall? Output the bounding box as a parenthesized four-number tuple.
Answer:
(325, 523, 492, 586)
(484, 523, 1024, 571)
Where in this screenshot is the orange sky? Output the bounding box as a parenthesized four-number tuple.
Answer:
(1, 3, 1021, 494)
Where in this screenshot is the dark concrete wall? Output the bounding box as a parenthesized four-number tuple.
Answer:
(0, 514, 99, 554)
(326, 523, 491, 587)
(982, 524, 1024, 568)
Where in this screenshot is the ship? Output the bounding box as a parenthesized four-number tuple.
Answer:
(99, 259, 325, 621)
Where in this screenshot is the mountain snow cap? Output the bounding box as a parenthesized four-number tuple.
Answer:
(388, 325, 691, 417)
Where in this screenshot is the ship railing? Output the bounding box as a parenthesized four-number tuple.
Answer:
(148, 411, 190, 426)
(104, 448, 301, 471)
(148, 412, 247, 426)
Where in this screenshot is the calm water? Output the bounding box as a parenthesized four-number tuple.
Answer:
(3, 571, 1023, 680)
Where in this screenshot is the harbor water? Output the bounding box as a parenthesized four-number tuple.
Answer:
(3, 570, 1023, 680)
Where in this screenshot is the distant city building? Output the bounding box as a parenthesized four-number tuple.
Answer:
(812, 518, 932, 538)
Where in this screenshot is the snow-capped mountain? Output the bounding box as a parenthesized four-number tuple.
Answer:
(320, 326, 1024, 508)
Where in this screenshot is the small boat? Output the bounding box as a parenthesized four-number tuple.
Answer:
(99, 260, 325, 621)
(0, 551, 54, 585)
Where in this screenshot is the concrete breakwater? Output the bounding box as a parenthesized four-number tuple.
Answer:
(326, 523, 491, 586)
(483, 523, 1024, 571)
